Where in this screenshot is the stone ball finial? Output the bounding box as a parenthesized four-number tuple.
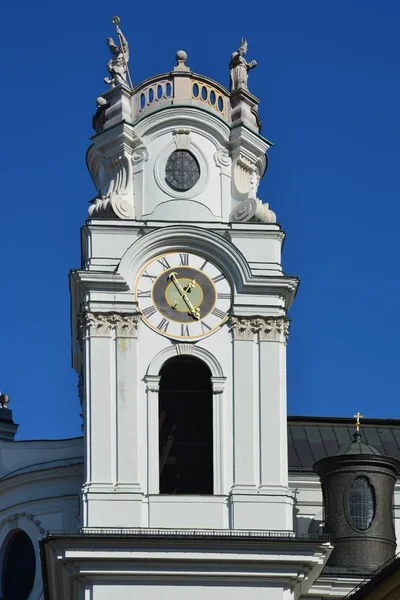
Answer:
(96, 96, 107, 108)
(174, 50, 190, 72)
(176, 50, 187, 62)
(0, 394, 10, 408)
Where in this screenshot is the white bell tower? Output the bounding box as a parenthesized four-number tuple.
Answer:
(38, 32, 335, 600)
(70, 46, 299, 534)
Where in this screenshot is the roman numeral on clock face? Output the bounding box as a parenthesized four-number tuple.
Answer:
(157, 318, 169, 332)
(142, 305, 156, 318)
(217, 292, 230, 300)
(212, 307, 226, 320)
(201, 321, 212, 333)
(137, 289, 151, 298)
(157, 257, 171, 271)
(212, 274, 225, 283)
(179, 253, 189, 266)
(142, 270, 157, 282)
(181, 324, 190, 337)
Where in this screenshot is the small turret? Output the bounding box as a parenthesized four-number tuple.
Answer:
(314, 414, 400, 574)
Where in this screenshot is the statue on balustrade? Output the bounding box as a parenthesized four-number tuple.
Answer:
(104, 24, 130, 87)
(230, 38, 257, 92)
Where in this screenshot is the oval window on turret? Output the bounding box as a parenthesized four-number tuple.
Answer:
(348, 476, 376, 530)
(165, 150, 200, 192)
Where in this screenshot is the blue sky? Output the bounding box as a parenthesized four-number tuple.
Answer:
(0, 0, 399, 439)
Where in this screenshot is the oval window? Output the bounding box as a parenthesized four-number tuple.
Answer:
(349, 476, 376, 530)
(2, 530, 36, 599)
(165, 150, 200, 192)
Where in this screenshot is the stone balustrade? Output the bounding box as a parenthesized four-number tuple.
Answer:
(93, 52, 262, 134)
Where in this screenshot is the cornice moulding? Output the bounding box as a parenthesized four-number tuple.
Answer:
(74, 227, 298, 306)
(90, 120, 136, 145)
(70, 271, 130, 292)
(0, 463, 83, 494)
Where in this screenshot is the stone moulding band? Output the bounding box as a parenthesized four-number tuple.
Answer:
(230, 316, 290, 342)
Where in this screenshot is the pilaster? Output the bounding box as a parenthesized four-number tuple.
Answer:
(114, 315, 141, 491)
(80, 312, 145, 529)
(145, 375, 160, 495)
(258, 317, 294, 530)
(81, 313, 116, 488)
(258, 317, 290, 489)
(229, 316, 294, 531)
(230, 317, 258, 492)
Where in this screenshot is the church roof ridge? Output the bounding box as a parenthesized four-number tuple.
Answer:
(288, 415, 400, 427)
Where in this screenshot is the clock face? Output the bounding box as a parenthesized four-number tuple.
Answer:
(135, 252, 231, 340)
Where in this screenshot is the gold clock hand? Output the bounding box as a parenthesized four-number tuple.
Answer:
(181, 283, 201, 320)
(169, 273, 191, 309)
(172, 279, 195, 308)
(168, 272, 184, 294)
(168, 275, 200, 320)
(174, 282, 200, 320)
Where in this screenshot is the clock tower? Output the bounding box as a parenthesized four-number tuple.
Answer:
(40, 31, 337, 600)
(70, 43, 299, 534)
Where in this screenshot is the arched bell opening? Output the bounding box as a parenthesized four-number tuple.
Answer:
(159, 356, 213, 494)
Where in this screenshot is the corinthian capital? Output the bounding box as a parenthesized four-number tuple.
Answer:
(113, 314, 140, 338)
(258, 317, 290, 342)
(230, 316, 289, 343)
(79, 313, 140, 338)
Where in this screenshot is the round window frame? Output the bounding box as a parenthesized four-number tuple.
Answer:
(154, 140, 209, 199)
(164, 149, 201, 193)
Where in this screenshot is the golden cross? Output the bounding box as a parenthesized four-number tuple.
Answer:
(353, 412, 364, 432)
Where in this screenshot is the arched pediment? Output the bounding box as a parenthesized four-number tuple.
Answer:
(117, 224, 250, 294)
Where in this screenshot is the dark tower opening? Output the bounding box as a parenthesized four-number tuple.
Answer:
(159, 356, 213, 494)
(2, 530, 36, 600)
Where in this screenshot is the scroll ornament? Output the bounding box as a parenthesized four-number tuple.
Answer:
(230, 154, 276, 224)
(87, 140, 148, 220)
(88, 148, 135, 219)
(230, 197, 276, 223)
